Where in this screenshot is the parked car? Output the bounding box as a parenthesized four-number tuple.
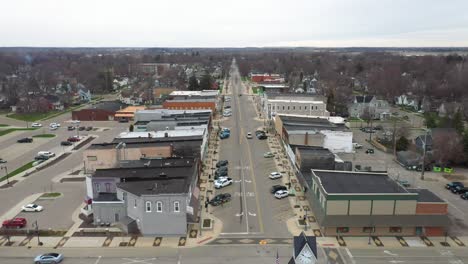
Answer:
(257, 134, 267, 140)
(86, 126, 93, 131)
(35, 155, 50, 161)
(49, 126, 58, 131)
(60, 141, 72, 146)
(78, 126, 86, 131)
(22, 203, 44, 212)
(119, 118, 129, 123)
(264, 152, 274, 158)
(215, 169, 228, 178)
(34, 252, 64, 264)
(67, 136, 80, 142)
(0, 158, 6, 163)
(37, 151, 55, 158)
(269, 172, 282, 179)
(271, 185, 287, 194)
(446, 182, 464, 190)
(223, 112, 232, 117)
(70, 120, 80, 124)
(17, 137, 33, 143)
(67, 126, 75, 131)
(214, 177, 233, 189)
(216, 160, 228, 167)
(461, 192, 468, 200)
(209, 193, 232, 206)
(2, 217, 27, 228)
(452, 187, 468, 194)
(216, 166, 228, 173)
(365, 149, 374, 154)
(31, 123, 42, 128)
(416, 165, 431, 171)
(246, 132, 253, 139)
(274, 190, 289, 199)
(221, 128, 230, 133)
(219, 132, 230, 139)
(353, 143, 363, 149)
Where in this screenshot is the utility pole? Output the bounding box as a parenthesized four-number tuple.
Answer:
(420, 129, 428, 180)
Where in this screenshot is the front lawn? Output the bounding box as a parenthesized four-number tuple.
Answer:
(0, 124, 9, 127)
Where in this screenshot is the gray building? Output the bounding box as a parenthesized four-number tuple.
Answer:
(89, 157, 200, 236)
(134, 109, 212, 132)
(348, 95, 390, 120)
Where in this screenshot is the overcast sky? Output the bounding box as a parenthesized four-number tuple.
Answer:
(1, 0, 467, 47)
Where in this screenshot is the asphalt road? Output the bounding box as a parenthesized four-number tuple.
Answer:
(2, 245, 468, 264)
(212, 61, 292, 238)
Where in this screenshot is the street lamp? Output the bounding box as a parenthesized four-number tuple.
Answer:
(420, 128, 429, 180)
(1, 165, 9, 185)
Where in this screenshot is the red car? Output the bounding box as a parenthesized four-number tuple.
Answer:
(67, 136, 80, 142)
(2, 218, 27, 228)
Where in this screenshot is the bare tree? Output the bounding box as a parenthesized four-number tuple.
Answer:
(433, 130, 464, 165)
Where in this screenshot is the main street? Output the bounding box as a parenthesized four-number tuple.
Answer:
(212, 60, 292, 238)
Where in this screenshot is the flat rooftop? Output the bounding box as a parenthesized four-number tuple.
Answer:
(407, 188, 445, 203)
(118, 179, 189, 195)
(312, 170, 409, 194)
(169, 90, 219, 97)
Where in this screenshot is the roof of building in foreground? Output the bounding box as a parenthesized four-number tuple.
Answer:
(311, 170, 409, 194)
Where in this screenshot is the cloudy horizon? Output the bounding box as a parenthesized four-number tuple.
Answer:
(1, 0, 467, 48)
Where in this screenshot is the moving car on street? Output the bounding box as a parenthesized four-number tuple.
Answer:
(86, 126, 93, 131)
(209, 193, 232, 206)
(34, 252, 64, 264)
(246, 132, 253, 139)
(2, 217, 27, 228)
(264, 152, 274, 158)
(0, 158, 7, 163)
(67, 126, 75, 131)
(22, 203, 44, 212)
(31, 122, 42, 128)
(17, 137, 33, 143)
(274, 190, 289, 199)
(269, 172, 282, 179)
(214, 177, 233, 189)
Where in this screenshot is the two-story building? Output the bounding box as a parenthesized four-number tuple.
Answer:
(263, 94, 329, 120)
(88, 157, 200, 236)
(348, 95, 390, 120)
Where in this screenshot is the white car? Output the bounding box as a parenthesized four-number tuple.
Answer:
(274, 190, 289, 199)
(31, 123, 42, 128)
(214, 177, 233, 189)
(49, 122, 60, 127)
(269, 172, 282, 179)
(223, 112, 232, 117)
(70, 120, 81, 124)
(246, 132, 253, 139)
(22, 203, 44, 212)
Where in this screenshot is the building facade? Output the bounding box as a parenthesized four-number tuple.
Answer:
(348, 95, 390, 120)
(307, 170, 449, 236)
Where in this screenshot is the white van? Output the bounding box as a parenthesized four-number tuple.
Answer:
(37, 151, 55, 158)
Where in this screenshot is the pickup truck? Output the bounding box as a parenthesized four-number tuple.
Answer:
(2, 218, 27, 228)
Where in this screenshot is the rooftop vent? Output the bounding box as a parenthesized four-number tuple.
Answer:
(159, 172, 167, 178)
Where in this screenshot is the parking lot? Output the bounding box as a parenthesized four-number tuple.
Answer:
(0, 112, 129, 233)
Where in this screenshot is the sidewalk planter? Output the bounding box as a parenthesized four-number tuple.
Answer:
(433, 166, 442, 172)
(201, 219, 213, 230)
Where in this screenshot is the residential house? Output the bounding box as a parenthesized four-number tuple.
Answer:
(395, 94, 419, 110)
(348, 95, 390, 120)
(78, 86, 92, 103)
